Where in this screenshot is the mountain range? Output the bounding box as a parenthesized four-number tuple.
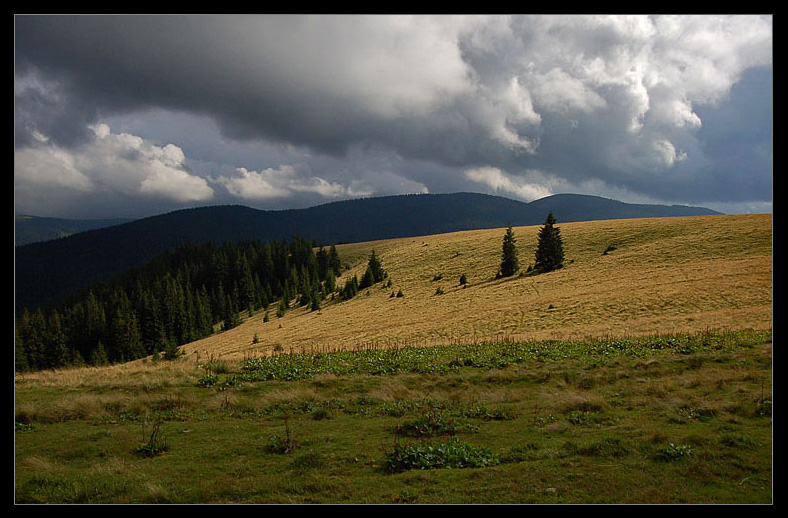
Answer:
(15, 215, 134, 247)
(14, 192, 721, 312)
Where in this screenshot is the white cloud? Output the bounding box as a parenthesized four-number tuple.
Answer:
(464, 166, 553, 201)
(14, 145, 93, 193)
(84, 124, 214, 201)
(530, 68, 608, 114)
(14, 123, 214, 215)
(215, 166, 350, 201)
(458, 14, 771, 174)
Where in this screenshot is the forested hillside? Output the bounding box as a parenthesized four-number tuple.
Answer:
(15, 215, 132, 246)
(15, 238, 342, 371)
(14, 193, 721, 313)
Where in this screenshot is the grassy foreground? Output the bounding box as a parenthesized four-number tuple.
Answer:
(15, 329, 771, 504)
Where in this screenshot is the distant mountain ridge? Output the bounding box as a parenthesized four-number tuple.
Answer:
(15, 215, 133, 246)
(14, 192, 721, 312)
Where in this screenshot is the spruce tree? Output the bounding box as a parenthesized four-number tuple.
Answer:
(45, 310, 70, 369)
(15, 326, 29, 373)
(534, 212, 565, 273)
(276, 297, 288, 318)
(360, 250, 386, 289)
(498, 225, 520, 278)
(328, 245, 342, 276)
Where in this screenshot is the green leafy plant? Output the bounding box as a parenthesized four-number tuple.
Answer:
(655, 443, 693, 461)
(381, 438, 500, 473)
(196, 373, 218, 388)
(394, 411, 458, 437)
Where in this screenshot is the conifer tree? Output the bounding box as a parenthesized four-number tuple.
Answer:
(276, 297, 287, 318)
(310, 287, 321, 311)
(13, 235, 346, 371)
(45, 310, 70, 369)
(90, 341, 109, 366)
(359, 250, 386, 289)
(15, 326, 29, 372)
(328, 244, 342, 276)
(223, 295, 241, 330)
(497, 225, 519, 278)
(534, 212, 565, 273)
(342, 274, 359, 300)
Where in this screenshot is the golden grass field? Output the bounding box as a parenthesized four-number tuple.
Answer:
(182, 213, 772, 363)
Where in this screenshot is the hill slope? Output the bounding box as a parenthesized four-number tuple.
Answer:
(14, 215, 132, 246)
(14, 192, 721, 312)
(183, 213, 772, 361)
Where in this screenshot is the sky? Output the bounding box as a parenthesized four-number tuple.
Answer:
(14, 14, 772, 219)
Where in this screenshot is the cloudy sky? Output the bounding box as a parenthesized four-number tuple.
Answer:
(14, 14, 772, 219)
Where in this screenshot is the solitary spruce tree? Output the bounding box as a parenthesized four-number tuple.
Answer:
(498, 225, 519, 278)
(534, 212, 565, 273)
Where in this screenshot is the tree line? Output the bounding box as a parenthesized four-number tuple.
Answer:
(15, 212, 565, 373)
(15, 238, 343, 372)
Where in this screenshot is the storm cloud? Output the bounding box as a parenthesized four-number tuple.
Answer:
(14, 14, 772, 218)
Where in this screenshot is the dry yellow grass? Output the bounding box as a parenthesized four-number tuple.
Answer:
(181, 213, 771, 362)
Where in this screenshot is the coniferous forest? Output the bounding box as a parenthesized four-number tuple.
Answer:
(15, 238, 342, 372)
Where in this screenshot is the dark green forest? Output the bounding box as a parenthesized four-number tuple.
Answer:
(14, 238, 342, 372)
(15, 193, 722, 312)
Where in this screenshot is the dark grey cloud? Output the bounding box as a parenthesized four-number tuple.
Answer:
(14, 15, 772, 218)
